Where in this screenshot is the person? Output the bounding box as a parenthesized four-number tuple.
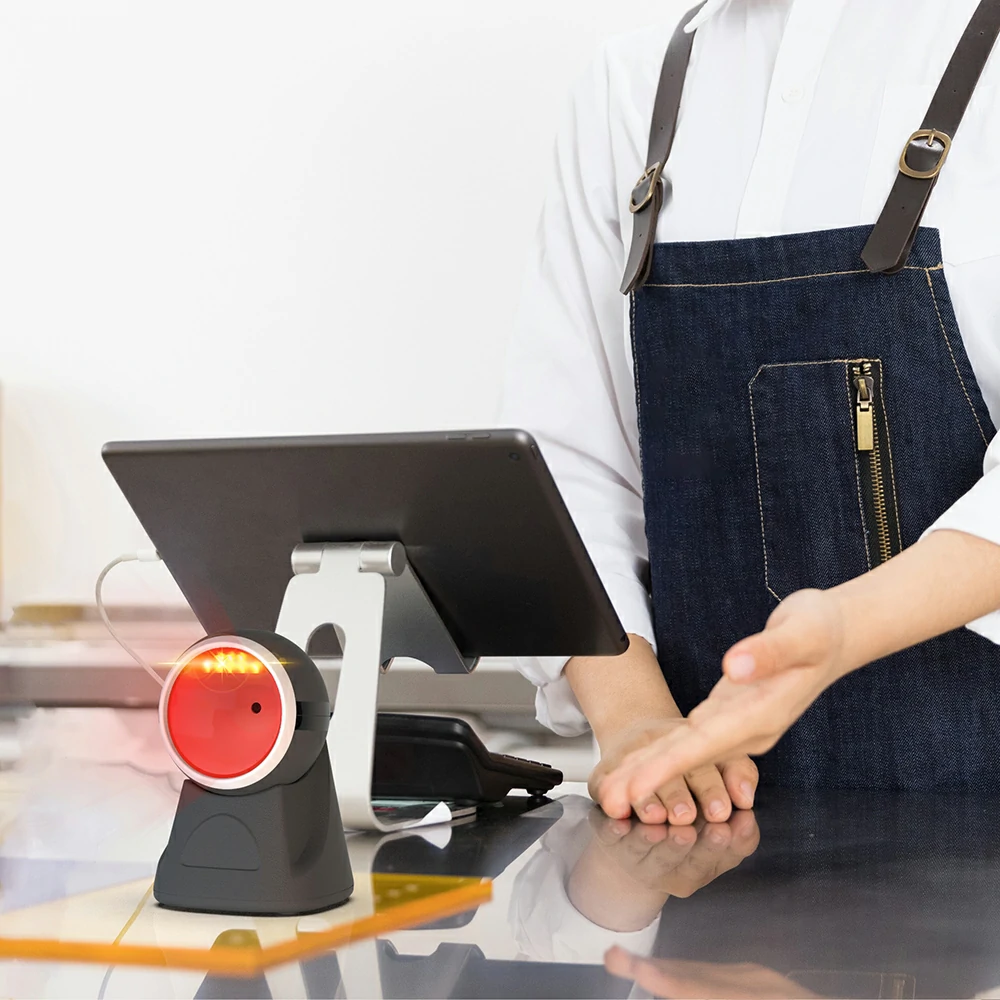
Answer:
(501, 0, 1000, 825)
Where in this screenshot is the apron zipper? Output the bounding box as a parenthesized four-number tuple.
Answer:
(854, 367, 875, 452)
(852, 361, 900, 567)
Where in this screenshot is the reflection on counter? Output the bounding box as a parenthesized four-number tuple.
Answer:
(634, 791, 1000, 999)
(6, 713, 1000, 998)
(0, 708, 179, 863)
(377, 792, 1000, 999)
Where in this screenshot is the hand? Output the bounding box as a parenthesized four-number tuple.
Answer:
(587, 808, 760, 898)
(596, 664, 841, 817)
(605, 950, 820, 999)
(590, 718, 758, 825)
(722, 589, 848, 685)
(566, 810, 760, 932)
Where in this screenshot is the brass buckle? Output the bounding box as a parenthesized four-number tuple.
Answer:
(629, 162, 663, 214)
(898, 129, 952, 180)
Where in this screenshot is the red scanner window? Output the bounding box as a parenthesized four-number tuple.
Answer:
(166, 647, 283, 779)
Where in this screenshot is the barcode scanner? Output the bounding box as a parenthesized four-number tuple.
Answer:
(153, 630, 354, 916)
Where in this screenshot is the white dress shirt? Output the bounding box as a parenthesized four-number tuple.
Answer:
(500, 0, 1000, 736)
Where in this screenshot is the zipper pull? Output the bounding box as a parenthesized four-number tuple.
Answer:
(853, 366, 875, 452)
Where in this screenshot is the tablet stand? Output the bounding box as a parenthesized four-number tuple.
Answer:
(275, 542, 478, 832)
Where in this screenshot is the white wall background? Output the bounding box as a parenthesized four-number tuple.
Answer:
(0, 0, 682, 613)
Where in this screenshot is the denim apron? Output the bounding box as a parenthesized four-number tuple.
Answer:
(625, 0, 1000, 791)
(631, 224, 999, 789)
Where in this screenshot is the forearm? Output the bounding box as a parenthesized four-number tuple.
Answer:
(833, 529, 1000, 677)
(567, 838, 668, 931)
(565, 635, 680, 748)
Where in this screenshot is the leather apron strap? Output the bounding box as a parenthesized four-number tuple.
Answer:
(622, 0, 1000, 293)
(621, 2, 706, 296)
(863, 0, 1000, 274)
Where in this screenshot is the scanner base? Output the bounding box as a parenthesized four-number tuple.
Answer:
(154, 745, 354, 916)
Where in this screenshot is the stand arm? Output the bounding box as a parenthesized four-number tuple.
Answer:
(275, 543, 477, 832)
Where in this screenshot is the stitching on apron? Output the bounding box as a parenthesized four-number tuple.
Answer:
(751, 360, 879, 597)
(875, 361, 904, 552)
(924, 267, 989, 447)
(629, 290, 645, 483)
(844, 362, 874, 572)
(643, 264, 932, 290)
(754, 358, 858, 369)
(747, 368, 781, 603)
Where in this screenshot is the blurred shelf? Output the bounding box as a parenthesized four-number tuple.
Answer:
(0, 643, 538, 714)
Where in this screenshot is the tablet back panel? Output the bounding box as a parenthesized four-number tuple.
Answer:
(102, 431, 628, 658)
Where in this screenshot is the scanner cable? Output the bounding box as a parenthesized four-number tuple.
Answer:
(95, 550, 165, 689)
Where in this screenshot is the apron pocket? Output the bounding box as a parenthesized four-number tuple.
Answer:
(749, 359, 902, 602)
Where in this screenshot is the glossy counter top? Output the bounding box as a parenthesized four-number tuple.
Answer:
(2, 716, 999, 998)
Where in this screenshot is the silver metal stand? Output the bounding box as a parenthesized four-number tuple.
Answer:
(275, 542, 477, 832)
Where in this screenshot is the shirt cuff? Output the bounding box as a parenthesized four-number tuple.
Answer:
(511, 657, 588, 737)
(557, 891, 662, 961)
(921, 466, 1000, 643)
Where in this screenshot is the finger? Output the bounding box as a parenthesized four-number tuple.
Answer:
(609, 822, 690, 874)
(727, 809, 762, 857)
(612, 824, 662, 866)
(720, 757, 759, 810)
(684, 765, 732, 822)
(635, 824, 719, 887)
(634, 795, 668, 826)
(596, 745, 672, 820)
(701, 822, 734, 851)
(605, 946, 641, 982)
(588, 808, 635, 846)
(588, 762, 612, 809)
(666, 823, 697, 848)
(723, 617, 817, 683)
(622, 825, 697, 882)
(615, 720, 745, 809)
(631, 963, 699, 999)
(595, 773, 635, 821)
(664, 825, 736, 895)
(606, 950, 695, 998)
(655, 777, 698, 826)
(636, 822, 670, 845)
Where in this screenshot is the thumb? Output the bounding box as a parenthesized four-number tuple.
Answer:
(722, 617, 817, 683)
(605, 947, 641, 980)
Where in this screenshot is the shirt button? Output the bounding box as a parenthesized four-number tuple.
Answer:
(783, 85, 804, 104)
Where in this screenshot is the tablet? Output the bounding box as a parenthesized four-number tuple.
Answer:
(102, 430, 628, 658)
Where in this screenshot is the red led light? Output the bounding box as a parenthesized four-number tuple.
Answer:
(165, 646, 283, 780)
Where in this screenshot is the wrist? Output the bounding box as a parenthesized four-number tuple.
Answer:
(565, 634, 680, 749)
(826, 530, 1000, 679)
(827, 584, 875, 679)
(590, 703, 682, 753)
